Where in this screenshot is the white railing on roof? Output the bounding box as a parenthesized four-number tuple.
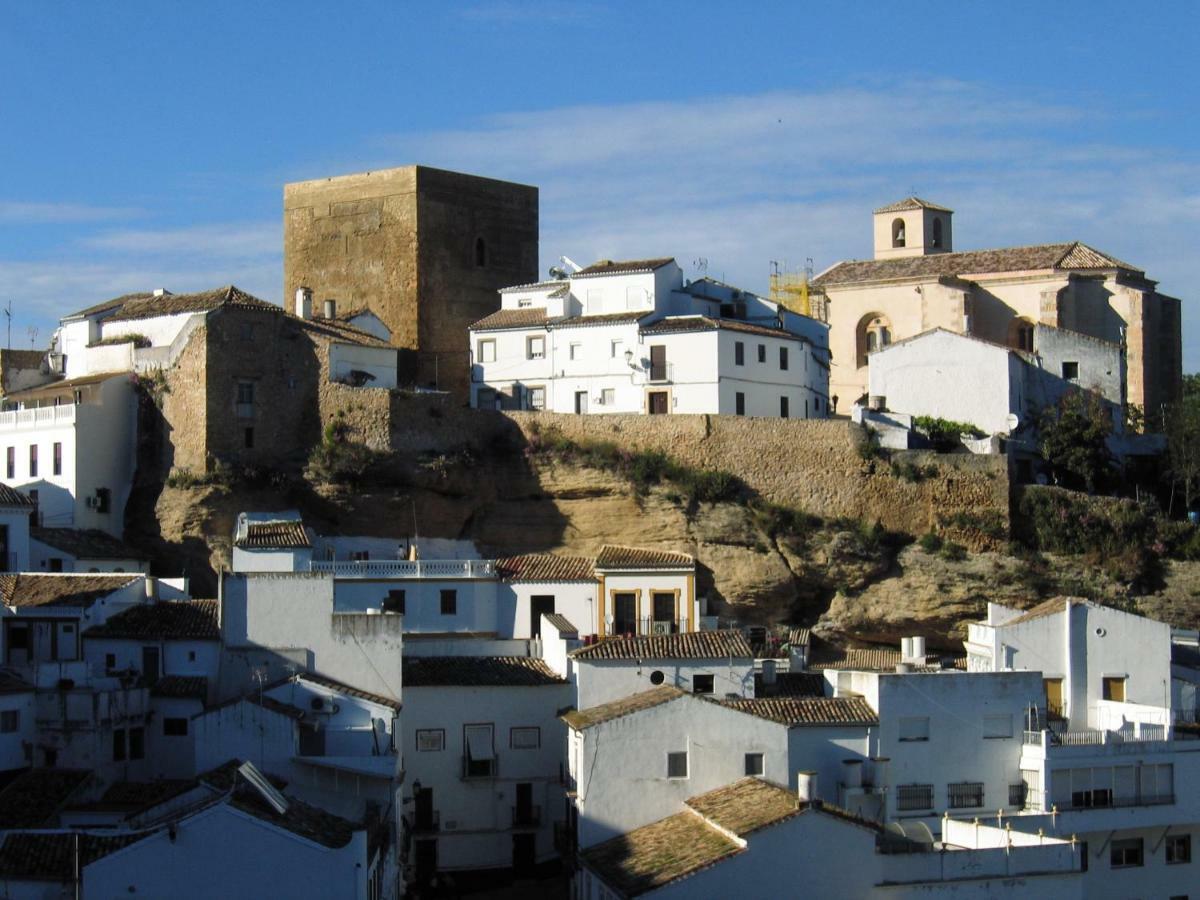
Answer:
(310, 559, 495, 579)
(0, 405, 76, 431)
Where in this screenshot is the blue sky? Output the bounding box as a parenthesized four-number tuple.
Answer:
(2, 2, 1198, 365)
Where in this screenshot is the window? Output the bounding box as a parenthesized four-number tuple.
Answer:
(48, 557, 63, 572)
(666, 751, 688, 779)
(780, 396, 789, 419)
(384, 590, 405, 614)
(464, 724, 496, 777)
(1102, 676, 1126, 702)
(649, 670, 665, 685)
(947, 782, 984, 809)
(244, 427, 254, 449)
(474, 237, 487, 267)
(236, 381, 255, 405)
(692, 674, 715, 695)
(779, 347, 789, 370)
(649, 345, 667, 381)
(611, 339, 623, 358)
(129, 726, 145, 760)
(1010, 318, 1035, 352)
(4, 447, 11, 479)
(1061, 361, 1079, 380)
(1166, 834, 1191, 864)
(1008, 783, 1027, 808)
(510, 727, 540, 750)
(1110, 838, 1143, 868)
(416, 729, 445, 752)
(187, 651, 196, 662)
(898, 717, 930, 742)
(104, 653, 116, 670)
(526, 386, 545, 411)
(857, 314, 893, 368)
(735, 392, 745, 416)
(113, 728, 127, 762)
(744, 753, 764, 777)
(526, 336, 545, 360)
(569, 343, 582, 361)
(892, 217, 906, 248)
(0, 710, 18, 733)
(601, 388, 615, 406)
(932, 217, 944, 248)
(52, 443, 62, 476)
(163, 717, 188, 737)
(983, 714, 1013, 739)
(757, 344, 766, 363)
(478, 339, 496, 363)
(440, 589, 457, 615)
(28, 445, 37, 478)
(734, 341, 745, 366)
(896, 783, 933, 811)
(517, 298, 532, 308)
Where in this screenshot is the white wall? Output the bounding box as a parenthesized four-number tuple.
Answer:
(0, 506, 31, 571)
(506, 581, 596, 639)
(0, 690, 33, 773)
(575, 658, 754, 709)
(232, 545, 313, 573)
(328, 343, 398, 389)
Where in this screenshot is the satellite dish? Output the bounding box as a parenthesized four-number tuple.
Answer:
(1005, 413, 1020, 432)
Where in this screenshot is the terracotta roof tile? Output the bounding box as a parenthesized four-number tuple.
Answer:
(31, 527, 145, 560)
(684, 778, 802, 835)
(235, 521, 311, 549)
(550, 311, 650, 328)
(495, 554, 596, 582)
(640, 316, 806, 342)
(0, 484, 34, 508)
(720, 697, 877, 727)
(874, 196, 954, 214)
(813, 241, 1141, 288)
(0, 573, 139, 609)
(0, 832, 151, 880)
(594, 545, 694, 570)
(542, 613, 579, 635)
(571, 630, 751, 661)
(4, 371, 127, 403)
(297, 315, 393, 349)
(402, 656, 566, 687)
(105, 285, 279, 323)
(228, 783, 357, 849)
(151, 675, 209, 701)
(789, 627, 812, 647)
(575, 258, 675, 277)
(84, 600, 219, 640)
(499, 279, 569, 293)
(1003, 597, 1081, 626)
(756, 671, 825, 698)
(295, 671, 401, 710)
(0, 769, 93, 828)
(562, 686, 685, 730)
(471, 307, 551, 330)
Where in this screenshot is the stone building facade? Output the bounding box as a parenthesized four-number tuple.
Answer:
(283, 165, 539, 399)
(813, 198, 1183, 419)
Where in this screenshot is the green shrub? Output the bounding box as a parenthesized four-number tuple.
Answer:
(939, 510, 1008, 541)
(939, 541, 967, 562)
(892, 459, 938, 482)
(918, 532, 944, 553)
(913, 415, 985, 451)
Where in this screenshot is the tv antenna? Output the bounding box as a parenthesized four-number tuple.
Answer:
(2, 300, 10, 350)
(26, 326, 38, 348)
(693, 258, 708, 277)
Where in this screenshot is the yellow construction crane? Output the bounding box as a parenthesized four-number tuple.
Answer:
(768, 259, 813, 317)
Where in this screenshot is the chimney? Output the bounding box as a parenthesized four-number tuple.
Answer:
(797, 771, 819, 803)
(323, 298, 336, 319)
(761, 659, 777, 686)
(152, 288, 171, 298)
(901, 636, 926, 665)
(842, 759, 863, 790)
(144, 576, 158, 602)
(870, 757, 890, 790)
(294, 287, 313, 320)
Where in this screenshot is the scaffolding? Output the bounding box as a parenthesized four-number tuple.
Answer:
(769, 259, 817, 318)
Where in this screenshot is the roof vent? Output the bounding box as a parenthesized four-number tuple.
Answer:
(236, 761, 289, 814)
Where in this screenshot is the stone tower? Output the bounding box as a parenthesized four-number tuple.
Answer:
(283, 166, 539, 399)
(872, 196, 953, 259)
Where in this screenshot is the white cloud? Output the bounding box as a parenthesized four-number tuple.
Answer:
(83, 221, 281, 259)
(0, 201, 142, 224)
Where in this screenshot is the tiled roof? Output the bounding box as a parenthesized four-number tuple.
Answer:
(571, 630, 752, 661)
(31, 527, 145, 560)
(0, 670, 32, 694)
(228, 782, 356, 849)
(562, 686, 685, 730)
(594, 545, 694, 570)
(402, 656, 566, 687)
(756, 671, 825, 698)
(721, 697, 877, 727)
(874, 196, 954, 214)
(1004, 597, 1081, 626)
(550, 311, 650, 328)
(3, 371, 126, 403)
(812, 241, 1141, 287)
(295, 671, 401, 710)
(685, 778, 802, 836)
(581, 810, 740, 896)
(471, 307, 551, 330)
(151, 675, 209, 701)
(575, 258, 675, 277)
(199, 692, 306, 722)
(100, 778, 197, 812)
(640, 315, 805, 342)
(495, 553, 596, 582)
(499, 279, 569, 293)
(235, 520, 311, 549)
(790, 627, 812, 647)
(542, 613, 579, 635)
(0, 833, 151, 880)
(0, 573, 139, 609)
(0, 769, 92, 828)
(297, 314, 393, 349)
(104, 285, 279, 323)
(83, 599, 219, 640)
(0, 484, 34, 508)
(805, 638, 966, 672)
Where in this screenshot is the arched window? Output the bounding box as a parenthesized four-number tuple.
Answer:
(474, 237, 487, 267)
(892, 218, 906, 248)
(1008, 317, 1035, 352)
(932, 217, 943, 249)
(857, 313, 893, 368)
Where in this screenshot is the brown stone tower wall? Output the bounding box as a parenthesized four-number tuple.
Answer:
(283, 165, 538, 400)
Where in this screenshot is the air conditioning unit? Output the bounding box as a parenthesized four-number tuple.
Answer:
(651, 621, 672, 636)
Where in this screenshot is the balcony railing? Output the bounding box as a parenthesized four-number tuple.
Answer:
(311, 559, 495, 579)
(647, 361, 673, 384)
(1024, 725, 1172, 747)
(512, 805, 541, 828)
(461, 754, 499, 779)
(0, 405, 76, 431)
(604, 616, 689, 637)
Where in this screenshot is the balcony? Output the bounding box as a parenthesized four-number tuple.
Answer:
(461, 754, 499, 780)
(512, 805, 541, 828)
(604, 616, 689, 637)
(647, 361, 673, 384)
(1023, 723, 1172, 748)
(311, 559, 495, 579)
(0, 405, 76, 432)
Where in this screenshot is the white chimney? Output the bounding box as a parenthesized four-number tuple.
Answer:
(842, 759, 863, 789)
(144, 576, 158, 601)
(323, 298, 336, 319)
(902, 636, 926, 664)
(911, 636, 926, 661)
(797, 771, 819, 803)
(870, 757, 890, 790)
(901, 637, 912, 659)
(152, 288, 171, 298)
(294, 287, 313, 320)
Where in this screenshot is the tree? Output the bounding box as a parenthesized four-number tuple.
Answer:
(1038, 390, 1114, 493)
(1163, 382, 1200, 514)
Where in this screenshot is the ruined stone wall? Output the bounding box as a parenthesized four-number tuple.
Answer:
(160, 326, 209, 473)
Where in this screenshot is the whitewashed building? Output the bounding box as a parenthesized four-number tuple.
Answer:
(0, 485, 34, 572)
(469, 258, 830, 418)
(31, 526, 148, 573)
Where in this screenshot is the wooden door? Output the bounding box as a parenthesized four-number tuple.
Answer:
(1044, 678, 1065, 718)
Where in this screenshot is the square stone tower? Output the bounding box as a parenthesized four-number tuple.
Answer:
(284, 166, 539, 399)
(872, 196, 953, 259)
